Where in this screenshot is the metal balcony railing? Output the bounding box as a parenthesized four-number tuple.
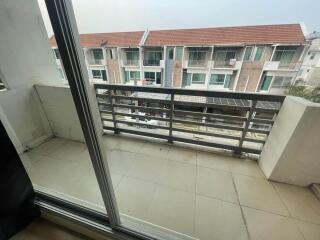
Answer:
(143, 59, 161, 66)
(87, 58, 104, 65)
(188, 60, 207, 67)
(124, 59, 140, 66)
(94, 84, 285, 155)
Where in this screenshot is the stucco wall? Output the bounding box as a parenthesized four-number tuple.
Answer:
(35, 85, 85, 142)
(259, 96, 320, 186)
(173, 61, 183, 88)
(0, 0, 65, 150)
(236, 46, 273, 92)
(106, 59, 121, 84)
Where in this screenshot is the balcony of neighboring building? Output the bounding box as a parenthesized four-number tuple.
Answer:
(263, 46, 303, 71)
(143, 48, 164, 67)
(121, 48, 140, 67)
(183, 47, 211, 68)
(84, 48, 106, 66)
(212, 47, 243, 69)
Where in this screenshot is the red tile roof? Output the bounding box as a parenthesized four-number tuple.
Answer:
(145, 24, 305, 46)
(49, 31, 144, 47)
(49, 24, 305, 48)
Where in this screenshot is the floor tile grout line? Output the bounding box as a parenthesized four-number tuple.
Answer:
(231, 172, 252, 240)
(271, 182, 307, 240)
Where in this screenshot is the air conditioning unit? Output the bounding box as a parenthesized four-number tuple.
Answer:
(227, 58, 237, 66)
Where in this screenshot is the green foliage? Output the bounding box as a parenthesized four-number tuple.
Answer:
(285, 86, 320, 103)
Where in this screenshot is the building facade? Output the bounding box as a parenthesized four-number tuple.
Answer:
(50, 24, 306, 94)
(295, 32, 320, 87)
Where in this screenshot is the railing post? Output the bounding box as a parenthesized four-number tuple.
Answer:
(108, 89, 119, 134)
(237, 100, 257, 154)
(168, 93, 174, 143)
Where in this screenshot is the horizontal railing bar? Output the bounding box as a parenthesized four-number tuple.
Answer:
(94, 84, 285, 102)
(100, 110, 112, 114)
(101, 117, 114, 122)
(96, 93, 109, 98)
(172, 127, 241, 140)
(243, 138, 266, 144)
(102, 127, 261, 154)
(114, 112, 170, 122)
(113, 104, 170, 113)
(115, 120, 170, 130)
(174, 100, 250, 110)
(112, 95, 171, 104)
(173, 119, 243, 131)
(254, 107, 280, 113)
(173, 109, 246, 121)
(251, 118, 274, 124)
(172, 136, 261, 154)
(103, 126, 169, 140)
(97, 102, 111, 107)
(246, 128, 270, 134)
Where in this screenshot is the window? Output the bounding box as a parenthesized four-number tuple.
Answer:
(215, 49, 236, 63)
(191, 73, 206, 84)
(144, 51, 162, 65)
(144, 71, 161, 85)
(125, 50, 139, 65)
(210, 74, 233, 88)
(125, 71, 140, 83)
(92, 49, 103, 60)
(189, 51, 206, 61)
(243, 46, 253, 61)
(271, 76, 292, 88)
(167, 47, 174, 60)
(210, 74, 225, 85)
(92, 69, 107, 80)
(175, 47, 183, 61)
(126, 51, 139, 60)
(53, 49, 60, 59)
(272, 46, 296, 66)
(254, 46, 264, 61)
(259, 75, 273, 91)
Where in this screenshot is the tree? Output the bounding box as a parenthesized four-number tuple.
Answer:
(285, 86, 320, 103)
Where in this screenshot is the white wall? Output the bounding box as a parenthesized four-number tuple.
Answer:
(0, 0, 65, 149)
(259, 96, 320, 186)
(35, 85, 85, 142)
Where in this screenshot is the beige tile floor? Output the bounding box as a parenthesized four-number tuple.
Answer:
(20, 135, 320, 240)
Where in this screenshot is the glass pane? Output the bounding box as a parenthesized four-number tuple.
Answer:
(2, 1, 109, 216)
(210, 74, 225, 85)
(254, 47, 264, 61)
(175, 47, 183, 61)
(243, 47, 253, 60)
(260, 75, 273, 90)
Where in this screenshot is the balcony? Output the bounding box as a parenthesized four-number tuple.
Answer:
(16, 84, 320, 240)
(122, 59, 140, 67)
(186, 59, 209, 68)
(263, 61, 300, 71)
(212, 59, 242, 70)
(143, 59, 164, 67)
(87, 58, 105, 66)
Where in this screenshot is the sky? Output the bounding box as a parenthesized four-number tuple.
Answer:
(38, 0, 320, 37)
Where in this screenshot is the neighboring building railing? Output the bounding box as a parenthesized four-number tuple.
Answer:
(143, 59, 161, 66)
(124, 59, 140, 66)
(87, 58, 105, 65)
(94, 84, 285, 155)
(188, 59, 208, 67)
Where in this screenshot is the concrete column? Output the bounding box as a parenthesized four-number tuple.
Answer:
(259, 96, 320, 186)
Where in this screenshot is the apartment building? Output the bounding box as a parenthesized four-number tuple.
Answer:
(50, 24, 306, 94)
(295, 32, 320, 87)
